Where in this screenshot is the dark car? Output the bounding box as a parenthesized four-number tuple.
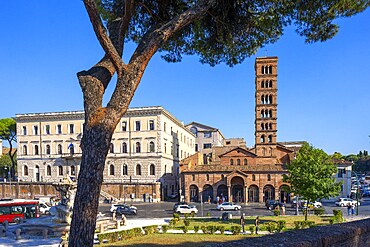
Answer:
(267, 201, 285, 210)
(265, 200, 275, 209)
(116, 206, 137, 215)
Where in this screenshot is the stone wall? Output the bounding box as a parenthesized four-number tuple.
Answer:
(208, 218, 370, 247)
(0, 182, 161, 202)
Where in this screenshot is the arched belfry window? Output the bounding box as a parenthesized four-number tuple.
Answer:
(261, 81, 264, 88)
(261, 95, 264, 104)
(269, 80, 272, 87)
(269, 65, 272, 74)
(269, 110, 272, 118)
(261, 66, 264, 74)
(268, 135, 272, 143)
(269, 95, 273, 104)
(260, 135, 265, 143)
(261, 123, 264, 130)
(109, 164, 115, 176)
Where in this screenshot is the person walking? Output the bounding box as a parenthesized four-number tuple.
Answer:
(351, 203, 355, 216)
(255, 216, 259, 234)
(281, 204, 286, 216)
(347, 204, 351, 216)
(240, 214, 245, 233)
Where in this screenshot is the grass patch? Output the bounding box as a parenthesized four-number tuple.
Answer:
(98, 233, 247, 247)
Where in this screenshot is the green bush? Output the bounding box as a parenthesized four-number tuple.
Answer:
(206, 225, 216, 234)
(313, 207, 325, 216)
(169, 219, 178, 227)
(294, 221, 303, 230)
(184, 219, 190, 227)
(273, 209, 280, 216)
(294, 220, 315, 229)
(219, 225, 225, 234)
(97, 227, 143, 244)
(265, 222, 277, 233)
(201, 225, 206, 233)
(206, 212, 211, 217)
(230, 225, 241, 235)
(143, 225, 158, 235)
(194, 225, 200, 233)
(184, 213, 190, 219)
(182, 226, 188, 233)
(161, 225, 168, 233)
(276, 220, 286, 232)
(173, 213, 180, 220)
(190, 211, 196, 218)
(329, 218, 334, 224)
(249, 225, 256, 235)
(259, 224, 266, 231)
(333, 209, 344, 223)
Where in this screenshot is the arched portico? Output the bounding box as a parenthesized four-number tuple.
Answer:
(202, 184, 213, 202)
(248, 185, 259, 202)
(189, 184, 199, 202)
(279, 184, 291, 203)
(231, 176, 244, 203)
(263, 184, 275, 202)
(217, 184, 228, 202)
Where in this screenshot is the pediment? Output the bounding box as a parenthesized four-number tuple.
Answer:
(219, 147, 257, 158)
(226, 169, 249, 178)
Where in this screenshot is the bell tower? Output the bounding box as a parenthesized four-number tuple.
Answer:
(255, 57, 278, 157)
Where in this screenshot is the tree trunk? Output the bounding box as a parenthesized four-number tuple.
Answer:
(68, 124, 113, 247)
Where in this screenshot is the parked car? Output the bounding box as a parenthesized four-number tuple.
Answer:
(216, 202, 241, 211)
(335, 198, 360, 207)
(362, 190, 370, 197)
(173, 202, 188, 211)
(301, 201, 322, 209)
(38, 202, 51, 214)
(268, 201, 285, 210)
(116, 205, 137, 215)
(175, 205, 198, 214)
(110, 203, 137, 212)
(265, 200, 276, 209)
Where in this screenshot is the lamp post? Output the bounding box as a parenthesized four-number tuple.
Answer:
(353, 171, 360, 216)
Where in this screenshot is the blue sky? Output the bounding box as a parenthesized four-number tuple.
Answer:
(0, 2, 369, 155)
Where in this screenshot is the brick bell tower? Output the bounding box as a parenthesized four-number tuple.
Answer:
(254, 57, 278, 158)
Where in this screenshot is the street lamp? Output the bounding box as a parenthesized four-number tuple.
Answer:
(352, 171, 360, 216)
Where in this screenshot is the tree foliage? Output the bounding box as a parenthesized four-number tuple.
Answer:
(0, 118, 17, 178)
(283, 143, 341, 220)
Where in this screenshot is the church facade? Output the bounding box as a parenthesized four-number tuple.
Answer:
(180, 57, 302, 204)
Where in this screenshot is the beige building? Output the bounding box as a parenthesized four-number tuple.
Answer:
(15, 106, 195, 198)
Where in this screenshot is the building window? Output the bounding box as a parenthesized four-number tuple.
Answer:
(109, 143, 114, 153)
(136, 164, 142, 176)
(164, 143, 167, 153)
(122, 164, 128, 176)
(149, 141, 155, 152)
(267, 174, 271, 181)
(34, 145, 39, 155)
(58, 144, 62, 154)
(206, 174, 210, 181)
(221, 174, 224, 180)
(230, 159, 234, 165)
(23, 126, 27, 135)
(57, 124, 62, 134)
(46, 144, 51, 155)
(122, 142, 127, 153)
(34, 125, 38, 135)
(237, 159, 241, 165)
(149, 164, 155, 176)
(135, 121, 141, 131)
(244, 159, 247, 165)
(203, 154, 208, 165)
(122, 121, 127, 131)
(24, 165, 29, 176)
(109, 164, 115, 176)
(338, 169, 345, 178)
(71, 166, 76, 175)
(268, 135, 272, 143)
(46, 165, 51, 176)
(252, 174, 256, 181)
(203, 143, 212, 149)
(149, 120, 155, 130)
(260, 135, 265, 143)
(195, 144, 198, 152)
(192, 174, 195, 181)
(190, 127, 198, 137)
(58, 166, 63, 176)
(69, 144, 74, 155)
(45, 125, 50, 135)
(204, 132, 212, 138)
(163, 122, 167, 132)
(135, 142, 141, 153)
(23, 145, 28, 155)
(69, 124, 74, 134)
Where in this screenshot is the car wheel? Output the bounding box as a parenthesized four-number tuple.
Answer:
(340, 203, 344, 207)
(220, 207, 224, 211)
(234, 207, 239, 211)
(14, 217, 23, 224)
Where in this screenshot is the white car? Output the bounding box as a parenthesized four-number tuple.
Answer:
(175, 205, 198, 214)
(38, 202, 50, 214)
(335, 198, 360, 207)
(110, 203, 137, 212)
(216, 202, 241, 211)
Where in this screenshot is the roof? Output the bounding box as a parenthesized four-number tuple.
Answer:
(185, 122, 219, 132)
(181, 164, 287, 173)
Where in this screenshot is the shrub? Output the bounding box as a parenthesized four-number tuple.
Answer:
(161, 225, 168, 233)
(249, 225, 256, 235)
(294, 221, 315, 229)
(276, 220, 286, 232)
(184, 219, 190, 227)
(206, 212, 211, 217)
(230, 225, 241, 235)
(305, 221, 315, 228)
(184, 213, 190, 219)
(206, 225, 216, 234)
(169, 219, 177, 227)
(143, 225, 158, 235)
(97, 227, 143, 244)
(329, 218, 334, 224)
(190, 211, 196, 218)
(219, 225, 225, 234)
(182, 226, 188, 233)
(294, 221, 303, 230)
(173, 213, 180, 220)
(313, 207, 325, 216)
(194, 225, 200, 233)
(333, 209, 344, 223)
(265, 222, 277, 233)
(201, 225, 206, 233)
(273, 209, 280, 216)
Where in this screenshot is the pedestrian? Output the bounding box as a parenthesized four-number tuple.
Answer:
(281, 205, 286, 216)
(255, 216, 259, 234)
(110, 197, 113, 203)
(240, 213, 245, 233)
(351, 203, 355, 215)
(347, 204, 351, 216)
(216, 196, 220, 204)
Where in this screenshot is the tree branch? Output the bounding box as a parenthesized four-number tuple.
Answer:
(83, 0, 126, 72)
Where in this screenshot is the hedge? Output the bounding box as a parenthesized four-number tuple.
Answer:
(97, 227, 143, 244)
